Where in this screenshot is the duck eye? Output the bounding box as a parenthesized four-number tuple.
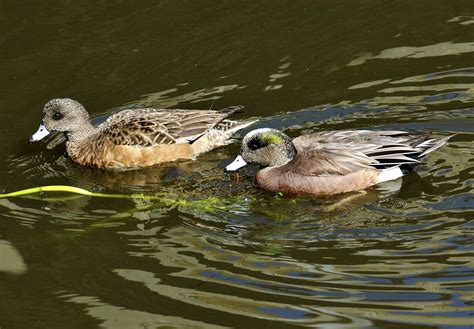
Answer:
(248, 139, 265, 151)
(52, 112, 63, 120)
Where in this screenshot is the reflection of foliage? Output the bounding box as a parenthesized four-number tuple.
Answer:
(0, 182, 411, 233)
(0, 185, 248, 217)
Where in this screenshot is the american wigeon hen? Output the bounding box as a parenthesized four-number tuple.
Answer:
(225, 128, 452, 196)
(30, 98, 256, 169)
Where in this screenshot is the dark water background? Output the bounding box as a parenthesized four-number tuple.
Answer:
(1, 1, 473, 328)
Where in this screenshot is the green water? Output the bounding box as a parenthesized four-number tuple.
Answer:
(1, 1, 473, 328)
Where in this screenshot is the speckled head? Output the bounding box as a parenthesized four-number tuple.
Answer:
(29, 98, 92, 143)
(225, 128, 297, 171)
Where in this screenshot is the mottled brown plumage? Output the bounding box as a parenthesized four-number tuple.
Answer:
(225, 128, 452, 196)
(30, 98, 256, 169)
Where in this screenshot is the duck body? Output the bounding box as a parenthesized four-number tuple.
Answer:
(225, 128, 452, 196)
(30, 98, 255, 169)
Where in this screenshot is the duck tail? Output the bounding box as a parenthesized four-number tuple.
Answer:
(218, 119, 258, 134)
(189, 118, 257, 155)
(418, 134, 454, 157)
(219, 105, 245, 115)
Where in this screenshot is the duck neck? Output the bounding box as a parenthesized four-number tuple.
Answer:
(285, 142, 297, 164)
(269, 142, 297, 168)
(65, 122, 96, 144)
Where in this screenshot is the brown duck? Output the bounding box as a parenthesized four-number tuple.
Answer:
(225, 128, 452, 196)
(29, 98, 256, 169)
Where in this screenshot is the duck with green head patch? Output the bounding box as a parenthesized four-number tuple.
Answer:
(225, 128, 453, 196)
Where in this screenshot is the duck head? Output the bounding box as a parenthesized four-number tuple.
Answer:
(225, 128, 297, 171)
(29, 98, 91, 143)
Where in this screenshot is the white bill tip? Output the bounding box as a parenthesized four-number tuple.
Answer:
(225, 155, 248, 172)
(29, 123, 51, 142)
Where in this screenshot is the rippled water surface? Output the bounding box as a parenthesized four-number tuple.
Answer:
(1, 1, 473, 328)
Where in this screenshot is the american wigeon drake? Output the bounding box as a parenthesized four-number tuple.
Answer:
(29, 98, 256, 169)
(225, 128, 452, 196)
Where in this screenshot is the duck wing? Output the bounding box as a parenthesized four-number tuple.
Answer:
(294, 130, 416, 146)
(99, 106, 243, 147)
(292, 130, 452, 171)
(283, 147, 375, 177)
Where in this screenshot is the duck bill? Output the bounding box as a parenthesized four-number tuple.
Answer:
(29, 123, 51, 143)
(225, 155, 248, 172)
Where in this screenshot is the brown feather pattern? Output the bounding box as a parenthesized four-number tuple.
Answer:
(34, 99, 254, 169)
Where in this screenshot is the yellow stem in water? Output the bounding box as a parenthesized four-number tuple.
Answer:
(0, 185, 147, 200)
(0, 185, 229, 211)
